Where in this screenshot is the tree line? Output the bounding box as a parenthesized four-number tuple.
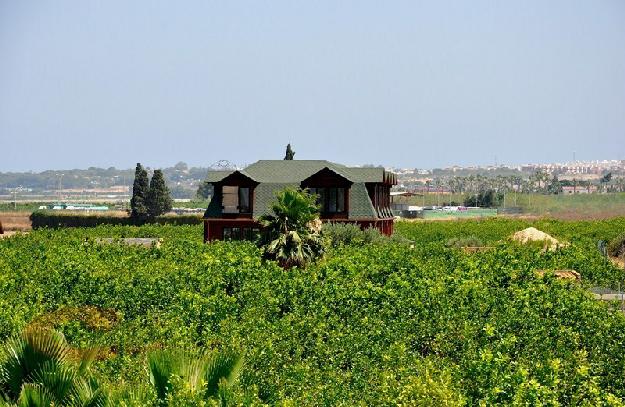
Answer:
(422, 170, 625, 196)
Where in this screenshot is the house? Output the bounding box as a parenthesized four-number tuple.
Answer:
(202, 160, 397, 241)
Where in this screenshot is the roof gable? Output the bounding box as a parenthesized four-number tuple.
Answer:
(301, 167, 353, 187)
(220, 170, 259, 186)
(204, 170, 234, 183)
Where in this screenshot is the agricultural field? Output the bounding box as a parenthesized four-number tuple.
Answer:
(397, 192, 625, 219)
(1, 219, 625, 404)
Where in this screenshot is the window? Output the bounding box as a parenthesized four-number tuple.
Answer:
(223, 227, 233, 240)
(222, 186, 251, 214)
(308, 187, 346, 213)
(222, 186, 238, 214)
(238, 187, 250, 213)
(328, 188, 337, 212)
(337, 188, 345, 212)
(222, 227, 258, 241)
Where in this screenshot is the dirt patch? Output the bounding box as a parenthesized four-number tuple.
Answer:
(610, 257, 625, 269)
(0, 212, 32, 231)
(30, 306, 121, 331)
(535, 269, 581, 282)
(511, 227, 564, 251)
(461, 246, 495, 254)
(94, 237, 162, 248)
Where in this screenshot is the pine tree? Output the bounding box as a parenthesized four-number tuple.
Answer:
(130, 163, 149, 221)
(284, 143, 295, 160)
(147, 169, 173, 218)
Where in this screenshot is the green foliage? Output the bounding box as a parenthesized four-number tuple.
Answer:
(147, 348, 242, 405)
(283, 144, 295, 160)
(0, 329, 107, 406)
(146, 170, 173, 219)
(608, 232, 625, 259)
(322, 223, 387, 246)
(445, 236, 484, 248)
(263, 230, 325, 269)
(130, 163, 149, 222)
(259, 188, 324, 268)
(463, 189, 501, 208)
(29, 212, 202, 229)
(1, 219, 625, 404)
(547, 175, 562, 194)
(601, 172, 613, 184)
(196, 181, 213, 200)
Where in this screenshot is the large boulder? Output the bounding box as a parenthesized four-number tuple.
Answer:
(512, 227, 563, 250)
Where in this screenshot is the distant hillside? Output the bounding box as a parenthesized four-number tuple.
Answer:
(0, 162, 209, 199)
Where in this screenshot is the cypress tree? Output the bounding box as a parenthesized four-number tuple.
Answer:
(147, 169, 173, 218)
(130, 163, 149, 222)
(284, 143, 295, 160)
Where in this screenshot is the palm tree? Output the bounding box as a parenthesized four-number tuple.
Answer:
(259, 188, 325, 269)
(0, 328, 107, 406)
(147, 349, 243, 405)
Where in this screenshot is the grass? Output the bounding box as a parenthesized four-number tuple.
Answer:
(421, 208, 497, 219)
(513, 193, 625, 219)
(0, 202, 46, 212)
(395, 192, 625, 219)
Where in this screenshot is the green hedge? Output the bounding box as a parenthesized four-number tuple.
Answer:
(30, 211, 202, 229)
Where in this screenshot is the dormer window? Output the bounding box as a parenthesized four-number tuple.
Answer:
(308, 187, 346, 213)
(222, 186, 251, 213)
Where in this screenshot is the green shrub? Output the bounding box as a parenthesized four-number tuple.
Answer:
(445, 236, 484, 248)
(30, 211, 201, 229)
(322, 223, 365, 246)
(153, 215, 203, 226)
(322, 223, 389, 246)
(608, 232, 625, 258)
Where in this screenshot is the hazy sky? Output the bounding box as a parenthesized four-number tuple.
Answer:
(1, 1, 624, 171)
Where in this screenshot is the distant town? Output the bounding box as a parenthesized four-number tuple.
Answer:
(390, 159, 625, 179)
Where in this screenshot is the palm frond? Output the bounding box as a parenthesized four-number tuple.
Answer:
(203, 350, 243, 399)
(76, 348, 99, 377)
(110, 383, 154, 407)
(0, 329, 71, 400)
(29, 361, 75, 404)
(67, 376, 108, 407)
(147, 350, 177, 402)
(16, 384, 53, 407)
(148, 349, 204, 402)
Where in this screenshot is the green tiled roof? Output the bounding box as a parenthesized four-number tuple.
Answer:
(202, 161, 386, 184)
(342, 167, 384, 183)
(252, 183, 299, 218)
(204, 170, 233, 183)
(348, 183, 377, 220)
(204, 187, 223, 218)
(243, 160, 348, 183)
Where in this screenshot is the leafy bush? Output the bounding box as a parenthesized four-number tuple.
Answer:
(608, 232, 625, 258)
(463, 190, 502, 208)
(322, 223, 389, 246)
(445, 236, 484, 248)
(30, 211, 201, 229)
